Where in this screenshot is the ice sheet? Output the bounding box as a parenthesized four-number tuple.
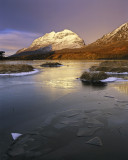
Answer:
(100, 77, 118, 82)
(106, 72, 128, 75)
(0, 69, 39, 76)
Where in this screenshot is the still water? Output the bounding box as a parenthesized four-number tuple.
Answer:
(0, 60, 128, 159)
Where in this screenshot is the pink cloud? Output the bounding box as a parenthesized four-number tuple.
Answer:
(0, 30, 41, 56)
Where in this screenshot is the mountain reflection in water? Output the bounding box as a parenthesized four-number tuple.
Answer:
(113, 82, 128, 95)
(35, 61, 98, 89)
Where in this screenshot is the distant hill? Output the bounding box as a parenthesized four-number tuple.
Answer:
(46, 41, 128, 60)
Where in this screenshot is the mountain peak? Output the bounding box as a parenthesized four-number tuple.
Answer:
(29, 29, 85, 50)
(16, 29, 85, 55)
(62, 29, 74, 33)
(94, 22, 128, 45)
(118, 22, 128, 28)
(106, 22, 128, 36)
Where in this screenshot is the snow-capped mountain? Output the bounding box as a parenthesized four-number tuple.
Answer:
(16, 29, 85, 55)
(30, 29, 85, 50)
(46, 23, 128, 60)
(94, 23, 128, 45)
(11, 23, 128, 60)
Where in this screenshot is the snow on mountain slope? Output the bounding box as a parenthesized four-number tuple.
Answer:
(16, 29, 85, 55)
(94, 23, 128, 45)
(30, 29, 85, 50)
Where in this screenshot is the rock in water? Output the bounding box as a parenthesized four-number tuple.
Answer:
(15, 29, 85, 55)
(86, 137, 103, 146)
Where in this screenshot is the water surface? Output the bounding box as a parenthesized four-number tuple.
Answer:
(1, 60, 128, 159)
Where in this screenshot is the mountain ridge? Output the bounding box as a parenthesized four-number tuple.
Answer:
(9, 23, 128, 60)
(93, 22, 128, 45)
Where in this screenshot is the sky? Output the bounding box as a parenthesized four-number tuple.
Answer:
(0, 0, 128, 56)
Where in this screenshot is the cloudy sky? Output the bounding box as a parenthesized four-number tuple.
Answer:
(0, 0, 128, 56)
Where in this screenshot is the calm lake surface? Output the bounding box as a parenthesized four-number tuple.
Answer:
(1, 60, 128, 160)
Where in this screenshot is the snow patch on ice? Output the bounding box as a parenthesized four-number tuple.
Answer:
(101, 77, 128, 82)
(106, 72, 128, 75)
(11, 133, 22, 140)
(81, 76, 128, 83)
(0, 69, 39, 77)
(101, 77, 118, 82)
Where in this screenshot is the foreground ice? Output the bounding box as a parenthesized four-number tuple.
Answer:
(86, 118, 104, 128)
(77, 127, 101, 137)
(0, 69, 39, 77)
(11, 133, 22, 140)
(86, 137, 102, 146)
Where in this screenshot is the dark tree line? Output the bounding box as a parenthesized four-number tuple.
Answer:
(0, 51, 5, 60)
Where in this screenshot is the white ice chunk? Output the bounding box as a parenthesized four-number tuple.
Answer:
(11, 133, 22, 140)
(86, 137, 103, 146)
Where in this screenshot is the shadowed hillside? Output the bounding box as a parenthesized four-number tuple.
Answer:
(46, 41, 128, 60)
